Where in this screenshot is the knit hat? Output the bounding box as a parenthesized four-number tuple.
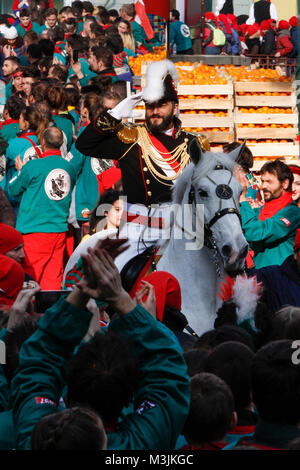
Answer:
(278, 20, 290, 31)
(138, 271, 182, 322)
(294, 229, 300, 252)
(3, 26, 18, 40)
(0, 223, 23, 255)
(289, 16, 297, 28)
(113, 51, 127, 68)
(0, 254, 24, 307)
(143, 59, 178, 104)
(261, 20, 271, 31)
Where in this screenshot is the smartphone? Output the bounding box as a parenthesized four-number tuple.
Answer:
(72, 49, 79, 63)
(34, 290, 69, 313)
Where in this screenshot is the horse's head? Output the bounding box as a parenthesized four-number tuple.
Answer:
(174, 139, 248, 274)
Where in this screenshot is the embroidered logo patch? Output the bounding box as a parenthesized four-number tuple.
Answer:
(0, 154, 5, 182)
(180, 24, 191, 38)
(23, 145, 42, 164)
(44, 169, 71, 201)
(136, 400, 156, 415)
(91, 157, 102, 175)
(64, 152, 74, 162)
(281, 218, 291, 226)
(35, 397, 57, 406)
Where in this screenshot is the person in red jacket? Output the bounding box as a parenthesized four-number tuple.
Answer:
(275, 20, 293, 57)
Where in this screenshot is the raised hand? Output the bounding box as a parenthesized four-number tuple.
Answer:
(134, 281, 157, 319)
(78, 247, 135, 316)
(8, 286, 41, 330)
(108, 92, 143, 120)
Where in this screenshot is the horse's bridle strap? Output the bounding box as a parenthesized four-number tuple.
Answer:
(206, 207, 242, 230)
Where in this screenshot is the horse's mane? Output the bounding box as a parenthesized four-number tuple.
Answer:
(172, 150, 237, 205)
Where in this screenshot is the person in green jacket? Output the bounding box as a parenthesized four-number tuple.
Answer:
(170, 9, 193, 54)
(7, 127, 76, 290)
(11, 238, 190, 450)
(0, 95, 25, 145)
(15, 9, 42, 38)
(239, 160, 300, 269)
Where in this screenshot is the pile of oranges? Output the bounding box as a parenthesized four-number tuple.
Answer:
(181, 110, 227, 116)
(223, 65, 292, 82)
(237, 92, 290, 96)
(128, 47, 167, 76)
(238, 124, 294, 128)
(176, 65, 228, 85)
(178, 95, 228, 100)
(183, 127, 230, 133)
(238, 107, 293, 114)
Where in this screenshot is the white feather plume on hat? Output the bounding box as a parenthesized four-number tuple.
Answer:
(143, 59, 178, 104)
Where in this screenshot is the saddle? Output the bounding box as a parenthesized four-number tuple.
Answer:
(120, 245, 160, 294)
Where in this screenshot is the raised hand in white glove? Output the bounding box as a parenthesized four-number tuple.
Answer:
(107, 92, 143, 120)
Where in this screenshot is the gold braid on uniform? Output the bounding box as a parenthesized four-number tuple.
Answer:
(137, 127, 190, 187)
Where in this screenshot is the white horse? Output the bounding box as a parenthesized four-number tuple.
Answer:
(157, 140, 248, 336)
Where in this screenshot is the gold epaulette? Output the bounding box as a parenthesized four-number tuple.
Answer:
(117, 124, 139, 144)
(95, 113, 122, 133)
(196, 134, 211, 152)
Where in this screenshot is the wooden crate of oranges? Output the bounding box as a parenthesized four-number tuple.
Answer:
(175, 64, 235, 144)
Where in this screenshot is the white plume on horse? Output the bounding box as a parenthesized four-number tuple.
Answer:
(158, 141, 248, 336)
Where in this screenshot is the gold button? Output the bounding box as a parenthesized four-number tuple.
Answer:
(143, 167, 148, 172)
(146, 179, 150, 184)
(147, 191, 152, 196)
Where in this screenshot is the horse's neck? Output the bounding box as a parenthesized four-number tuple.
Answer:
(159, 235, 225, 296)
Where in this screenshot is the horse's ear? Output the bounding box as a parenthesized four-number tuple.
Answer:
(189, 138, 204, 165)
(227, 141, 246, 163)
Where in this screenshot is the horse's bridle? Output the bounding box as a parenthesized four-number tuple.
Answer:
(188, 164, 242, 251)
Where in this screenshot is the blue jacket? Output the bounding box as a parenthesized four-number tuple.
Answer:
(289, 26, 298, 58)
(248, 255, 300, 313)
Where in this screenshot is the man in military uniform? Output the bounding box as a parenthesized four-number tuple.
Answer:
(76, 59, 209, 270)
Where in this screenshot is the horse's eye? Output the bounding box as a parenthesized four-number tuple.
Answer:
(198, 189, 208, 198)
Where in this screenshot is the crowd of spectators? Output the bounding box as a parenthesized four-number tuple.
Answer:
(0, 0, 300, 453)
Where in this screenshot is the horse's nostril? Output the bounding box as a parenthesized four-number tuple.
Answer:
(222, 244, 232, 258)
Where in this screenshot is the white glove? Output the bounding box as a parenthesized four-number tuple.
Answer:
(108, 92, 143, 120)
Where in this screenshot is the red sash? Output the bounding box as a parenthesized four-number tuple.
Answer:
(22, 136, 42, 159)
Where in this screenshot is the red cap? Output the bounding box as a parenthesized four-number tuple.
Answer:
(138, 271, 182, 322)
(0, 223, 23, 255)
(247, 23, 260, 36)
(0, 254, 24, 307)
(294, 229, 300, 252)
(289, 165, 300, 176)
(289, 16, 297, 27)
(278, 20, 290, 30)
(261, 20, 271, 31)
(205, 12, 217, 21)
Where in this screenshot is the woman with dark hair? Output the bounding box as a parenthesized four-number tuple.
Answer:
(45, 84, 73, 151)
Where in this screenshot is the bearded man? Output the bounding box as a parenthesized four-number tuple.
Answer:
(240, 159, 300, 269)
(75, 60, 209, 270)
